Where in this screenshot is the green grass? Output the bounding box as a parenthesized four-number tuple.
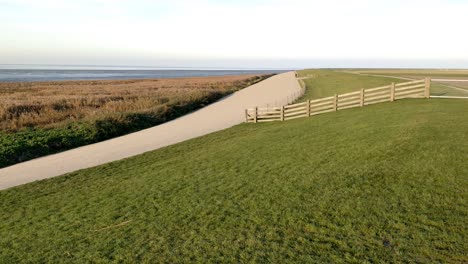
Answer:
(340, 69, 468, 97)
(349, 69, 468, 78)
(297, 70, 406, 100)
(1, 98, 467, 263)
(428, 83, 468, 97)
(297, 70, 468, 99)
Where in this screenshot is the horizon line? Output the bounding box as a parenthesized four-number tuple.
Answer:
(0, 64, 293, 71)
(1, 64, 468, 71)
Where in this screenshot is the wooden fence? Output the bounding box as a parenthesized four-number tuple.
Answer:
(246, 78, 431, 123)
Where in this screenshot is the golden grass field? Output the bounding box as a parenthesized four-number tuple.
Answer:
(0, 75, 268, 132)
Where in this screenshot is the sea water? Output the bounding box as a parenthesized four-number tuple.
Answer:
(0, 65, 284, 82)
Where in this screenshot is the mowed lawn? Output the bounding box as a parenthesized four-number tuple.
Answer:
(350, 69, 468, 78)
(340, 69, 468, 97)
(1, 98, 467, 263)
(297, 70, 406, 100)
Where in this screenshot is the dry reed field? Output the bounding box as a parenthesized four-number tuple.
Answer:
(0, 74, 271, 168)
(0, 75, 268, 132)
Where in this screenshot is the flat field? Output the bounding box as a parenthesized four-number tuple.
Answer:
(0, 75, 270, 168)
(0, 72, 466, 262)
(346, 69, 468, 96)
(435, 80, 468, 89)
(0, 75, 268, 131)
(297, 70, 405, 100)
(350, 69, 468, 78)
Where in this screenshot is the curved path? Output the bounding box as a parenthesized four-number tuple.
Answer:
(0, 72, 302, 190)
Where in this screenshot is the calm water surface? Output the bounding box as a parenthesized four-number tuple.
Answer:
(0, 67, 285, 82)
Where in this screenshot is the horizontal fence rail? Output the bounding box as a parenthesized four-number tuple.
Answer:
(246, 78, 430, 123)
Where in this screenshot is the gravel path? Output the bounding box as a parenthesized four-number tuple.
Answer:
(0, 72, 302, 190)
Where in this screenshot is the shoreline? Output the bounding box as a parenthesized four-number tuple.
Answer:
(0, 73, 273, 85)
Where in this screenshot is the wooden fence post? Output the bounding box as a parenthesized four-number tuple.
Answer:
(360, 89, 364, 107)
(390, 83, 395, 102)
(245, 109, 248, 122)
(306, 99, 311, 116)
(281, 106, 285, 121)
(425, 78, 431, 98)
(254, 107, 258, 123)
(333, 94, 338, 111)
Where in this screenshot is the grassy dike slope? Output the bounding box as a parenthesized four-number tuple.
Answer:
(1, 75, 467, 263)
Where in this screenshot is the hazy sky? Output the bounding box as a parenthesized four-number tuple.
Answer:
(1, 0, 468, 68)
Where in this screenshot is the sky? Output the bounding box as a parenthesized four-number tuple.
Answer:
(1, 0, 468, 69)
